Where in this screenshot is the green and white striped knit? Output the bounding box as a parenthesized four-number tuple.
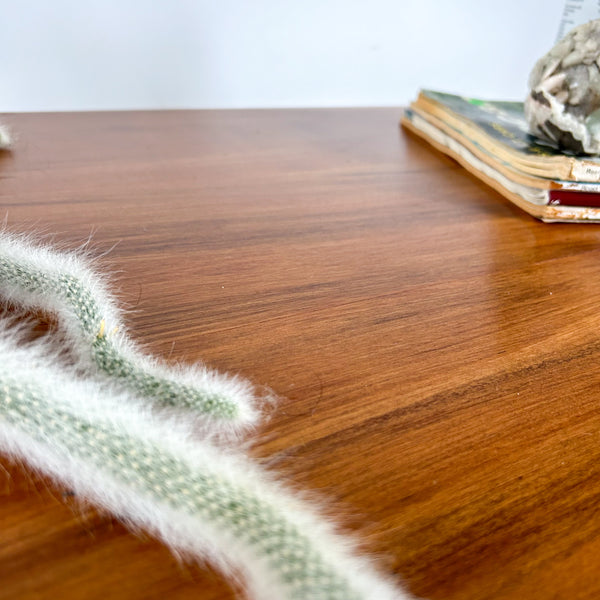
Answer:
(0, 233, 259, 434)
(0, 333, 406, 600)
(0, 232, 409, 599)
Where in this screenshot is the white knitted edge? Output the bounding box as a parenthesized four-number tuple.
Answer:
(0, 230, 262, 433)
(0, 335, 409, 600)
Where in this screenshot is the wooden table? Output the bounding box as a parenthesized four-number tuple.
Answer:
(2, 108, 600, 600)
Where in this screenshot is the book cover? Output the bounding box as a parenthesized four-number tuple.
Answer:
(409, 104, 600, 195)
(402, 108, 600, 222)
(414, 90, 600, 182)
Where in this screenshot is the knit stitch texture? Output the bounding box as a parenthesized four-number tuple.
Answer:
(0, 233, 411, 600)
(0, 233, 258, 435)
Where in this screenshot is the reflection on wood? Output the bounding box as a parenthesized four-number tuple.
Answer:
(2, 108, 600, 599)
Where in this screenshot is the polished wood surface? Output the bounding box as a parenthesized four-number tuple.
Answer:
(2, 108, 600, 599)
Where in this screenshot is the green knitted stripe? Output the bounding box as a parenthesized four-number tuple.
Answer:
(0, 378, 360, 600)
(0, 257, 239, 420)
(91, 337, 237, 418)
(57, 273, 103, 335)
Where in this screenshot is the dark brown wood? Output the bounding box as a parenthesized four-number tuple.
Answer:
(2, 107, 600, 599)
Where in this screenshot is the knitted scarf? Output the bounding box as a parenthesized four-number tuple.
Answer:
(0, 231, 410, 600)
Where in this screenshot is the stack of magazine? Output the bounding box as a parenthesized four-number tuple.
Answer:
(402, 89, 600, 223)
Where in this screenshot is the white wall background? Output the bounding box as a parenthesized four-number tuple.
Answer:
(2, 1, 566, 112)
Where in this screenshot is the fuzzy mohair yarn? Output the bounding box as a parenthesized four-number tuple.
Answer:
(0, 232, 259, 436)
(0, 232, 411, 600)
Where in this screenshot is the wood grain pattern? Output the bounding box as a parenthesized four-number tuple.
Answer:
(2, 108, 600, 599)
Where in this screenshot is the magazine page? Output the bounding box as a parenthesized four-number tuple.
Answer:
(420, 90, 580, 158)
